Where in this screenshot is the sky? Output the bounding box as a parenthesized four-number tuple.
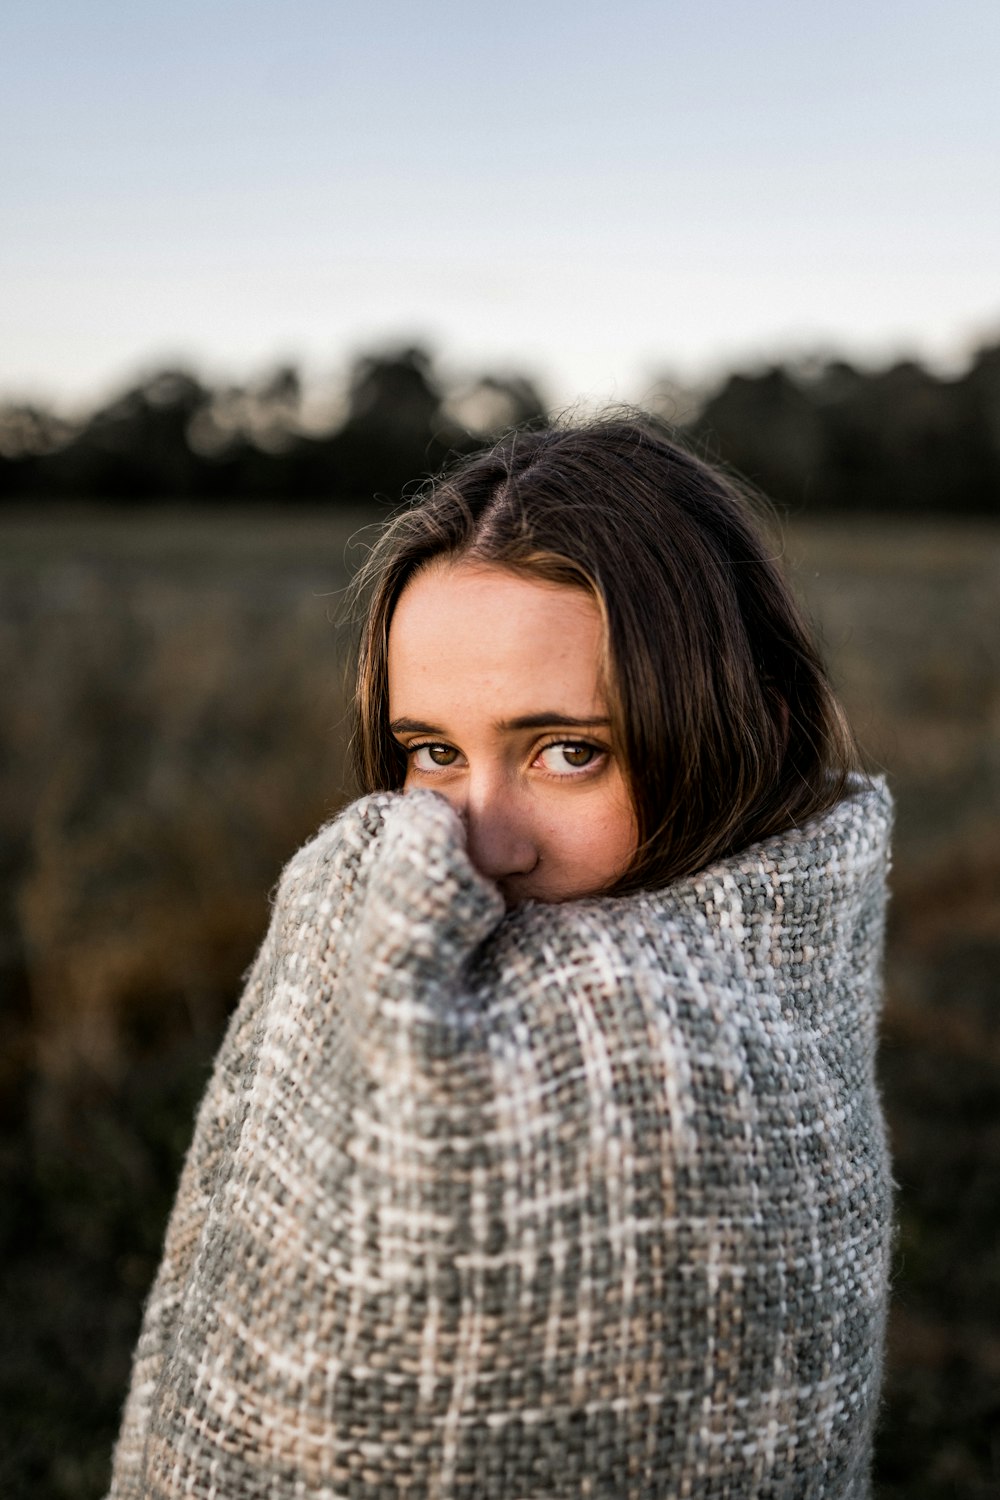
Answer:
(3, 0, 999, 412)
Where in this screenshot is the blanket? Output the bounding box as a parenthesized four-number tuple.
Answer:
(107, 776, 894, 1499)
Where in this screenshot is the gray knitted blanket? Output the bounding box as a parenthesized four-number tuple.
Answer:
(107, 778, 893, 1499)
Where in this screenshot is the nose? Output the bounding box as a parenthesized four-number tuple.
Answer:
(460, 779, 539, 887)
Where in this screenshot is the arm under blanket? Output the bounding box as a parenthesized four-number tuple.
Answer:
(107, 781, 893, 1500)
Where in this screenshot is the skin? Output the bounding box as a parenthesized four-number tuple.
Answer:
(386, 557, 638, 905)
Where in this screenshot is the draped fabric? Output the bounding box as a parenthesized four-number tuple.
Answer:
(107, 778, 893, 1499)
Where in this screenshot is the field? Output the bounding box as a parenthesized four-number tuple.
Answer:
(2, 507, 998, 1498)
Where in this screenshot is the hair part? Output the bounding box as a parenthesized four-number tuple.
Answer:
(349, 413, 861, 895)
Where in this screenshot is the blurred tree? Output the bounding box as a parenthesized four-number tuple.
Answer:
(445, 374, 549, 440)
(33, 370, 212, 502)
(0, 403, 73, 461)
(2, 341, 999, 512)
(189, 365, 303, 461)
(186, 365, 307, 502)
(817, 358, 981, 513)
(294, 346, 466, 502)
(959, 341, 1000, 511)
(344, 346, 441, 437)
(694, 350, 1000, 515)
(693, 365, 827, 511)
(0, 404, 75, 500)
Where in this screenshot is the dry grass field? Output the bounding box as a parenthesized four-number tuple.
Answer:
(1, 507, 998, 1499)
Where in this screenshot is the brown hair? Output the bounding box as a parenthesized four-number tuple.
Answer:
(349, 414, 860, 895)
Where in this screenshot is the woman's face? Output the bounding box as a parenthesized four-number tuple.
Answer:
(387, 558, 638, 905)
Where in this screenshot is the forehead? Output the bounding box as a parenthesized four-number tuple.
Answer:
(387, 559, 606, 715)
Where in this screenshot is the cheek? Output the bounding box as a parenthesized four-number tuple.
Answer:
(553, 781, 637, 877)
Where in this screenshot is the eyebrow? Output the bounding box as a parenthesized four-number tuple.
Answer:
(389, 713, 611, 736)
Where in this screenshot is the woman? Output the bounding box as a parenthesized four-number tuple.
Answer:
(108, 416, 893, 1499)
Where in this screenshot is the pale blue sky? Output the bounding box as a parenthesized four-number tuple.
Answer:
(3, 0, 998, 409)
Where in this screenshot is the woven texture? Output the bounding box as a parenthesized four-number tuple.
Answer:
(107, 778, 893, 1499)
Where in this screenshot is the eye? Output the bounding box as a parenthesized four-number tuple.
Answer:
(409, 742, 459, 770)
(536, 740, 602, 774)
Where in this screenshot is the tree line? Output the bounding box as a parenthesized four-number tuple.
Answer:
(2, 341, 999, 513)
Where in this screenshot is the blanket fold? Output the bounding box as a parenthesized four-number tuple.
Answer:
(107, 777, 893, 1500)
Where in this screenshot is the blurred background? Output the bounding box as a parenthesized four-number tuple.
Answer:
(2, 2, 998, 1496)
